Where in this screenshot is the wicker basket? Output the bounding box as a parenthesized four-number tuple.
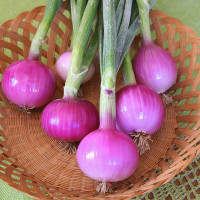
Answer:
(0, 2, 200, 200)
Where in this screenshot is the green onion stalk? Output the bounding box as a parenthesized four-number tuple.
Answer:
(75, 1, 139, 193)
(100, 0, 139, 126)
(64, 0, 99, 98)
(28, 0, 63, 60)
(136, 0, 152, 44)
(69, 0, 98, 66)
(82, 27, 98, 69)
(55, 1, 98, 86)
(122, 0, 156, 85)
(115, 0, 156, 75)
(99, 0, 116, 129)
(120, 0, 138, 86)
(69, 0, 87, 49)
(122, 51, 136, 86)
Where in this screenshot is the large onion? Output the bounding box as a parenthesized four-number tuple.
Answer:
(77, 128, 139, 183)
(133, 0, 177, 95)
(2, 60, 56, 108)
(133, 42, 177, 94)
(41, 97, 99, 141)
(1, 0, 63, 109)
(116, 84, 165, 135)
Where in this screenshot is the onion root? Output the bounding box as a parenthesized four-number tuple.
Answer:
(131, 132, 153, 155)
(96, 182, 113, 194)
(18, 105, 35, 114)
(161, 93, 174, 106)
(57, 141, 79, 154)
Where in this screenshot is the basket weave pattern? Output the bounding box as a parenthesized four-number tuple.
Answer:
(0, 2, 200, 199)
(135, 155, 200, 200)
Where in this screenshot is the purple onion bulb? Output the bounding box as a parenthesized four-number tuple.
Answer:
(133, 42, 177, 94)
(77, 128, 139, 182)
(1, 59, 56, 108)
(55, 51, 95, 84)
(116, 84, 165, 135)
(41, 97, 99, 142)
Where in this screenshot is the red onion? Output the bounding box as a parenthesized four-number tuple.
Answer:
(133, 0, 177, 95)
(1, 0, 63, 109)
(2, 59, 56, 108)
(55, 50, 95, 84)
(41, 97, 99, 141)
(77, 128, 139, 182)
(77, 1, 139, 192)
(133, 42, 177, 94)
(116, 84, 165, 135)
(41, 0, 99, 145)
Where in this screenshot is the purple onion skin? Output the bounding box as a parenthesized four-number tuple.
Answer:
(133, 42, 177, 94)
(55, 51, 95, 84)
(41, 98, 99, 142)
(77, 128, 139, 182)
(116, 84, 165, 135)
(2, 59, 56, 108)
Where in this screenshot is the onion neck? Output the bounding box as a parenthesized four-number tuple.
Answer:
(136, 0, 152, 45)
(100, 0, 116, 129)
(100, 70, 116, 129)
(64, 0, 99, 99)
(28, 0, 62, 60)
(63, 86, 77, 99)
(122, 51, 136, 85)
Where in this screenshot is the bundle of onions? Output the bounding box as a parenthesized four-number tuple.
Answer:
(41, 0, 99, 149)
(116, 52, 165, 154)
(132, 0, 177, 105)
(1, 0, 62, 109)
(55, 0, 97, 84)
(77, 0, 139, 193)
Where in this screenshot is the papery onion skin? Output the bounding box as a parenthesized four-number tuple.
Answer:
(55, 51, 95, 84)
(41, 98, 99, 142)
(133, 42, 177, 94)
(116, 84, 165, 135)
(77, 128, 139, 182)
(1, 59, 56, 108)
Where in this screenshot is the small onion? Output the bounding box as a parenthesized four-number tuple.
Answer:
(116, 84, 165, 135)
(133, 42, 177, 94)
(77, 128, 139, 183)
(41, 97, 99, 142)
(55, 51, 95, 84)
(1, 59, 56, 108)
